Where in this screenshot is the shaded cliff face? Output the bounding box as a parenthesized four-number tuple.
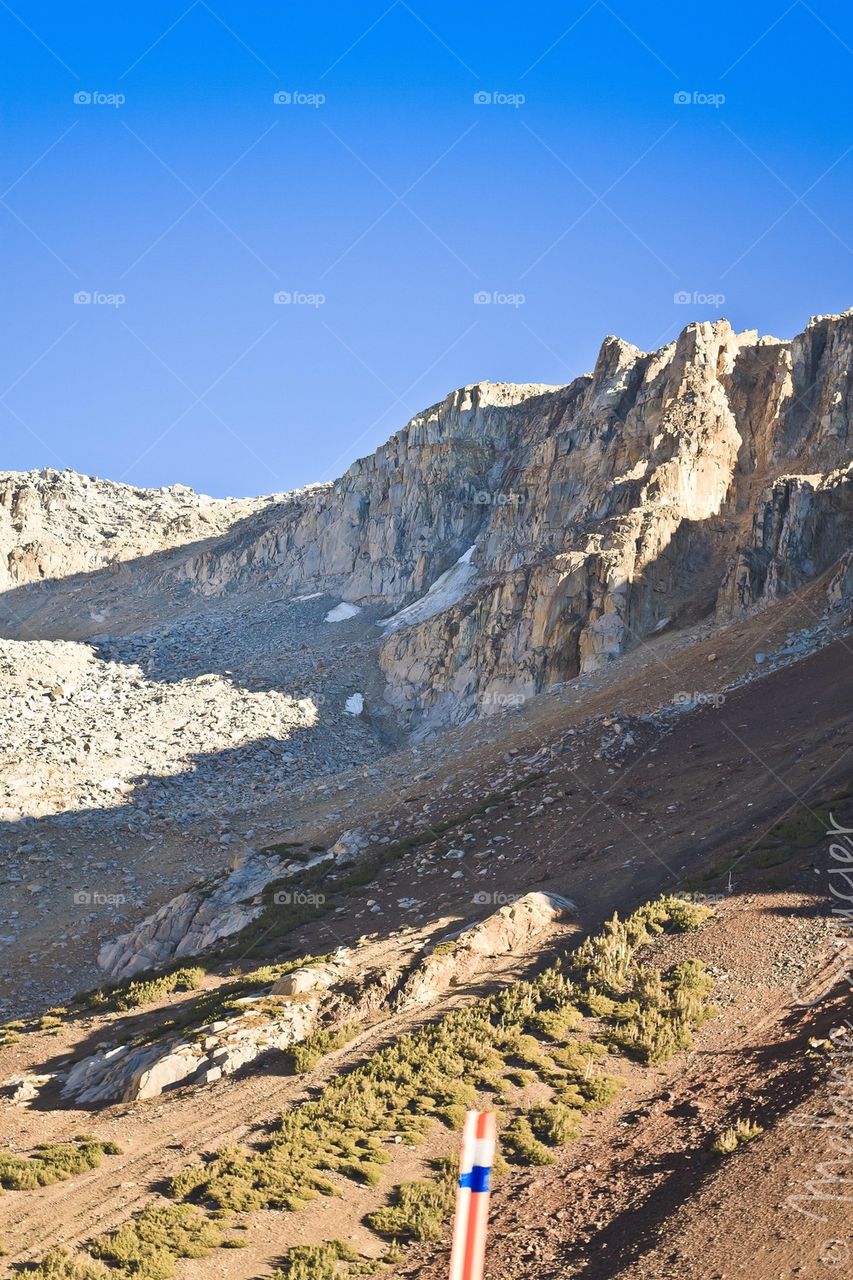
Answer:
(2, 312, 851, 735)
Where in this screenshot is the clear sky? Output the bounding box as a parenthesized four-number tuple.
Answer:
(2, 1, 852, 496)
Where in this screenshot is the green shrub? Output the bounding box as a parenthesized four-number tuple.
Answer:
(712, 1117, 764, 1154)
(368, 1166, 455, 1241)
(286, 1023, 360, 1073)
(576, 1072, 624, 1110)
(526, 1005, 582, 1039)
(580, 987, 620, 1018)
(27, 1248, 110, 1279)
(504, 1115, 555, 1166)
(609, 956, 715, 1064)
(85, 966, 206, 1014)
(169, 894, 715, 1217)
(528, 1101, 582, 1146)
(655, 895, 715, 931)
(26, 892, 720, 1280)
(271, 1240, 358, 1280)
(0, 1139, 119, 1191)
(89, 1203, 222, 1278)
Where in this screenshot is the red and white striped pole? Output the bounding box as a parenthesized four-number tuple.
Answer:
(449, 1110, 496, 1280)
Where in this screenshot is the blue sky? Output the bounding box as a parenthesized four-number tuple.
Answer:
(2, 1, 852, 496)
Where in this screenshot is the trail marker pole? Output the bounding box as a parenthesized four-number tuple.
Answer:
(449, 1110, 496, 1280)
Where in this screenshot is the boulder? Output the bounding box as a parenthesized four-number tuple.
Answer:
(398, 891, 575, 1009)
(1, 1073, 51, 1104)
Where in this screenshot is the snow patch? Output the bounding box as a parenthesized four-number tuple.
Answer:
(344, 693, 364, 716)
(380, 546, 478, 633)
(324, 602, 361, 623)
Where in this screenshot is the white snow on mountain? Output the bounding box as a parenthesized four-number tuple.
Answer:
(325, 602, 362, 623)
(380, 546, 478, 633)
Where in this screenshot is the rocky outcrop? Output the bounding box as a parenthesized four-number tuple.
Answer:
(149, 381, 562, 605)
(397, 891, 574, 1008)
(0, 1073, 51, 1104)
(60, 997, 321, 1104)
(0, 469, 276, 591)
(716, 465, 853, 615)
(3, 312, 852, 740)
(96, 836, 370, 979)
(97, 849, 329, 980)
(376, 314, 853, 730)
(63, 892, 572, 1105)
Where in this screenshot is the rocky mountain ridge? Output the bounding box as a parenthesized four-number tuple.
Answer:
(0, 468, 282, 594)
(3, 310, 851, 738)
(1, 309, 851, 1280)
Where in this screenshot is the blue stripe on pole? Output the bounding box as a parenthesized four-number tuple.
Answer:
(458, 1165, 492, 1193)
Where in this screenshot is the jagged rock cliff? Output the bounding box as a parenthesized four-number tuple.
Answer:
(2, 312, 852, 736)
(373, 313, 853, 729)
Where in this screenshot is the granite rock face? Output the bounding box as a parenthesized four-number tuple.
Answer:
(3, 313, 852, 740)
(0, 469, 276, 591)
(97, 848, 336, 980)
(376, 315, 853, 729)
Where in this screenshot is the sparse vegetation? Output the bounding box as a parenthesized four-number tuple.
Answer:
(88, 1204, 223, 1279)
(0, 1006, 85, 1047)
(712, 1116, 765, 1154)
(503, 1115, 555, 1165)
(699, 790, 853, 885)
(270, 1240, 359, 1280)
(27, 1248, 111, 1279)
(26, 894, 715, 1279)
(167, 893, 712, 1222)
(83, 966, 206, 1014)
(0, 1138, 121, 1192)
(285, 1022, 361, 1073)
(79, 955, 333, 1054)
(430, 939, 458, 957)
(367, 1161, 455, 1241)
(608, 957, 716, 1064)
